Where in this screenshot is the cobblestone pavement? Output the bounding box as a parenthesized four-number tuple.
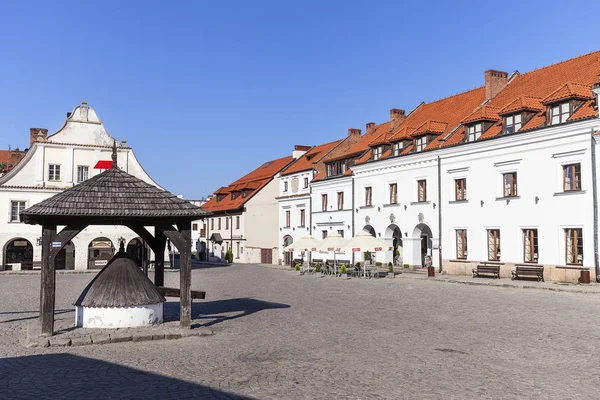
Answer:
(1, 264, 600, 399)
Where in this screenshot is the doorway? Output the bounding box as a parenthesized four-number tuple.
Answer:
(55, 241, 75, 270)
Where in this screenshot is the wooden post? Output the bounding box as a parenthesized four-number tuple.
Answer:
(40, 222, 57, 337)
(178, 222, 192, 329)
(154, 229, 167, 287)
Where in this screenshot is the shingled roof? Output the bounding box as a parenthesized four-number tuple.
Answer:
(20, 167, 209, 224)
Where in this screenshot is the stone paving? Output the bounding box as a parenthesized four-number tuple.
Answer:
(1, 263, 600, 399)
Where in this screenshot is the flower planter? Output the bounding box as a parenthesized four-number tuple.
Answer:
(341, 273, 348, 280)
(295, 270, 302, 276)
(427, 266, 435, 277)
(387, 272, 395, 278)
(314, 272, 322, 278)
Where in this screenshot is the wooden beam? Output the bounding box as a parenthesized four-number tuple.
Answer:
(40, 222, 57, 337)
(49, 223, 86, 260)
(177, 221, 192, 329)
(126, 223, 157, 252)
(154, 229, 166, 287)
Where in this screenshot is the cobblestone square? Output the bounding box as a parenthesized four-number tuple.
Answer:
(1, 264, 600, 399)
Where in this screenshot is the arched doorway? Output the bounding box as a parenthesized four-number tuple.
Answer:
(126, 238, 150, 269)
(385, 224, 403, 265)
(88, 237, 114, 269)
(412, 223, 433, 267)
(362, 225, 376, 237)
(55, 241, 75, 270)
(283, 235, 293, 267)
(4, 238, 33, 270)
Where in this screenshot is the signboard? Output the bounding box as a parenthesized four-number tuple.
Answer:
(14, 241, 29, 247)
(92, 241, 112, 249)
(374, 247, 382, 251)
(95, 260, 108, 267)
(352, 248, 360, 252)
(288, 248, 294, 252)
(52, 242, 62, 248)
(327, 247, 335, 251)
(310, 247, 316, 251)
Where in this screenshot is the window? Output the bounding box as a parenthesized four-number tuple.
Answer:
(225, 217, 229, 230)
(523, 229, 539, 263)
(48, 164, 61, 181)
(417, 180, 427, 202)
(456, 229, 467, 259)
(563, 164, 581, 191)
(467, 123, 482, 142)
(337, 230, 344, 238)
(392, 142, 403, 156)
(565, 228, 583, 265)
(505, 114, 522, 134)
(283, 181, 288, 192)
(503, 172, 517, 197)
(77, 166, 89, 183)
(389, 183, 398, 204)
(365, 187, 372, 206)
(211, 218, 214, 230)
(300, 209, 305, 227)
(322, 194, 328, 211)
(285, 211, 290, 227)
(326, 160, 348, 177)
(337, 192, 344, 210)
(415, 136, 427, 152)
(236, 216, 240, 229)
(218, 218, 221, 230)
(192, 223, 198, 231)
(455, 178, 466, 201)
(322, 230, 328, 239)
(487, 229, 500, 261)
(10, 201, 26, 222)
(304, 177, 309, 189)
(373, 146, 383, 160)
(551, 102, 570, 125)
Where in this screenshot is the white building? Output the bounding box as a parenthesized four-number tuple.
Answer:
(0, 101, 164, 270)
(317, 51, 600, 282)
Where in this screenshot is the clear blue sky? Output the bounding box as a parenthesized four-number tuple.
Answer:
(1, 0, 599, 199)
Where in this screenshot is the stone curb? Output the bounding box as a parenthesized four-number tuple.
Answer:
(25, 324, 214, 348)
(1, 270, 99, 275)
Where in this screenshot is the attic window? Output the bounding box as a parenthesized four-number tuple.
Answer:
(231, 192, 238, 200)
(550, 103, 570, 125)
(263, 161, 274, 169)
(415, 136, 427, 152)
(216, 194, 225, 202)
(467, 123, 482, 142)
(242, 191, 248, 198)
(505, 114, 522, 134)
(373, 146, 383, 160)
(392, 142, 403, 156)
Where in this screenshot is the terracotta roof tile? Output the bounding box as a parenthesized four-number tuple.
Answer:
(343, 122, 392, 157)
(461, 105, 501, 124)
(542, 82, 595, 104)
(202, 155, 294, 213)
(280, 139, 343, 176)
(498, 96, 544, 115)
(410, 120, 448, 137)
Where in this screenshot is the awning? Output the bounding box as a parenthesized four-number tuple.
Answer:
(210, 233, 223, 244)
(94, 160, 113, 169)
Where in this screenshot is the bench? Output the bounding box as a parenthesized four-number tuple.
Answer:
(157, 287, 206, 300)
(511, 265, 544, 282)
(472, 263, 500, 279)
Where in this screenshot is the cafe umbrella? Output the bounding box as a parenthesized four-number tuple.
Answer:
(344, 231, 393, 277)
(284, 235, 320, 265)
(317, 233, 349, 275)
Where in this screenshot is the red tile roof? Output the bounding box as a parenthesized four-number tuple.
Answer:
(410, 120, 449, 137)
(461, 105, 501, 124)
(498, 96, 543, 115)
(280, 139, 343, 176)
(0, 150, 25, 172)
(541, 82, 594, 104)
(202, 155, 294, 213)
(343, 122, 392, 158)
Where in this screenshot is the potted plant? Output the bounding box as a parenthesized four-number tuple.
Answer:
(340, 264, 348, 280)
(388, 262, 394, 278)
(224, 249, 233, 263)
(404, 263, 410, 269)
(315, 263, 322, 278)
(295, 263, 301, 275)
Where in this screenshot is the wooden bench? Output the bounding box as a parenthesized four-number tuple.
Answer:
(511, 265, 544, 282)
(157, 287, 206, 300)
(472, 263, 500, 279)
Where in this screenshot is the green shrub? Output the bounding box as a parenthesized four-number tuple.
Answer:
(388, 262, 394, 272)
(225, 249, 233, 263)
(403, 263, 409, 268)
(340, 265, 347, 274)
(375, 262, 382, 266)
(364, 251, 371, 262)
(191, 251, 197, 259)
(315, 263, 321, 273)
(295, 264, 301, 271)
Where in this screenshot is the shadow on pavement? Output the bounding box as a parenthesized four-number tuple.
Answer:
(0, 309, 73, 324)
(163, 298, 290, 328)
(0, 353, 255, 400)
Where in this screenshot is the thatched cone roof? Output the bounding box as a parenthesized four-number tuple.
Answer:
(74, 251, 165, 308)
(20, 167, 209, 224)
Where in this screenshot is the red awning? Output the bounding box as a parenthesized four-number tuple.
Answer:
(94, 160, 113, 169)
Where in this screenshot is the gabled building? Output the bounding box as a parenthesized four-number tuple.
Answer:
(0, 101, 167, 270)
(201, 153, 295, 264)
(277, 139, 349, 266)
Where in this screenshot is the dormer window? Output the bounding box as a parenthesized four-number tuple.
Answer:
(415, 136, 427, 152)
(505, 114, 522, 134)
(231, 192, 238, 200)
(467, 123, 482, 142)
(550, 102, 570, 125)
(392, 142, 403, 156)
(216, 194, 225, 202)
(373, 146, 383, 160)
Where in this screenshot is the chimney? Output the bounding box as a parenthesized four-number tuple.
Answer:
(348, 128, 361, 138)
(366, 122, 376, 134)
(292, 145, 311, 159)
(485, 69, 508, 100)
(29, 128, 48, 146)
(390, 108, 406, 130)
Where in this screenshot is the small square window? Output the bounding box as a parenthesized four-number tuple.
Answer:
(415, 137, 427, 152)
(48, 164, 61, 181)
(503, 172, 517, 197)
(505, 114, 522, 134)
(563, 164, 581, 191)
(467, 123, 482, 141)
(10, 201, 26, 222)
(77, 166, 89, 183)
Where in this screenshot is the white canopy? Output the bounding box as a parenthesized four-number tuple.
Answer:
(345, 231, 393, 253)
(318, 233, 348, 253)
(284, 235, 320, 252)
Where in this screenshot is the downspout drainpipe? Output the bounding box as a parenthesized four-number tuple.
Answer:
(437, 155, 443, 273)
(591, 131, 600, 282)
(351, 175, 355, 267)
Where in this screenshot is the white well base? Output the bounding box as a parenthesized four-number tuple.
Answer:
(75, 303, 163, 328)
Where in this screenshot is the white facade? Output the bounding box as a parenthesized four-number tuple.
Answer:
(0, 101, 167, 270)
